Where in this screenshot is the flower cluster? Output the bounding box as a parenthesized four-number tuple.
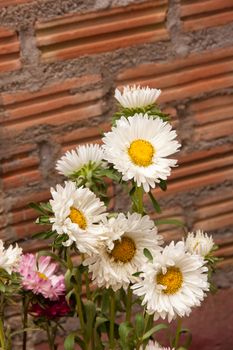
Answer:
(0, 86, 219, 350)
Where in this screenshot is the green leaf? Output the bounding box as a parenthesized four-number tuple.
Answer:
(36, 216, 50, 224)
(132, 271, 142, 277)
(32, 230, 55, 239)
(148, 192, 161, 213)
(158, 179, 167, 191)
(142, 324, 168, 341)
(64, 333, 75, 350)
(155, 218, 185, 227)
(143, 248, 153, 262)
(95, 316, 108, 331)
(84, 300, 96, 342)
(39, 202, 53, 213)
(119, 321, 133, 347)
(28, 202, 47, 214)
(135, 314, 144, 338)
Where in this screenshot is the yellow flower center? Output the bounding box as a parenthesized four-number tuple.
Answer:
(69, 207, 87, 229)
(37, 272, 48, 281)
(109, 237, 136, 263)
(157, 267, 183, 294)
(128, 139, 154, 167)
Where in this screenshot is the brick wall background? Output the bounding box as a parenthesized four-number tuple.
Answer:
(0, 0, 233, 349)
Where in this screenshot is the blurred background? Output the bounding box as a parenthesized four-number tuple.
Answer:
(0, 0, 233, 349)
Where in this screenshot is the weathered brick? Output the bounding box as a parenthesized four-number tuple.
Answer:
(0, 75, 104, 136)
(181, 0, 233, 32)
(153, 144, 233, 198)
(116, 47, 233, 103)
(187, 95, 233, 140)
(35, 0, 169, 63)
(194, 190, 233, 232)
(55, 122, 110, 152)
(0, 0, 33, 7)
(0, 26, 21, 73)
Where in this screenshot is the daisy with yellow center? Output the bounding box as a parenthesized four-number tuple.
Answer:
(132, 241, 209, 322)
(49, 181, 108, 254)
(84, 213, 162, 291)
(102, 113, 180, 192)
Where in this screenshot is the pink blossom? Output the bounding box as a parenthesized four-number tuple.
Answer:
(18, 254, 65, 300)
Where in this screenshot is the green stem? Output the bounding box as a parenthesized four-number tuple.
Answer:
(22, 294, 29, 350)
(66, 249, 87, 348)
(126, 287, 132, 322)
(74, 283, 85, 332)
(133, 186, 144, 214)
(46, 321, 55, 350)
(0, 318, 5, 349)
(81, 254, 91, 300)
(174, 317, 182, 349)
(109, 290, 115, 349)
(0, 293, 6, 349)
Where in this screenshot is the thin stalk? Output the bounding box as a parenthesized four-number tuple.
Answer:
(0, 318, 5, 349)
(133, 186, 144, 214)
(22, 294, 29, 350)
(174, 317, 182, 349)
(46, 321, 55, 350)
(0, 293, 6, 349)
(81, 254, 91, 300)
(74, 283, 85, 332)
(109, 290, 116, 349)
(135, 312, 151, 350)
(126, 287, 132, 322)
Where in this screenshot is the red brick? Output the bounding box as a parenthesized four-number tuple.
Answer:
(0, 0, 33, 7)
(10, 189, 50, 211)
(0, 76, 105, 136)
(2, 169, 42, 191)
(0, 27, 21, 73)
(181, 0, 233, 32)
(35, 0, 169, 63)
(187, 95, 233, 140)
(1, 155, 39, 175)
(153, 145, 233, 198)
(55, 122, 110, 151)
(116, 47, 233, 103)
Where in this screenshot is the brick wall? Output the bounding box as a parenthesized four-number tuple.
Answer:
(0, 1, 233, 349)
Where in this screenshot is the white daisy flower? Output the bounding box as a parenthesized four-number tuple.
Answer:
(84, 212, 162, 291)
(102, 113, 180, 192)
(49, 181, 107, 254)
(115, 85, 161, 109)
(132, 241, 209, 322)
(140, 340, 174, 350)
(56, 144, 104, 177)
(0, 240, 22, 275)
(185, 230, 214, 257)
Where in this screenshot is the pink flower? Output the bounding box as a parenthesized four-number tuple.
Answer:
(18, 254, 65, 300)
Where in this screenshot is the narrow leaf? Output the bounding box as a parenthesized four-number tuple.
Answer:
(148, 192, 161, 213)
(142, 324, 168, 341)
(143, 248, 153, 262)
(64, 333, 75, 350)
(155, 218, 185, 227)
